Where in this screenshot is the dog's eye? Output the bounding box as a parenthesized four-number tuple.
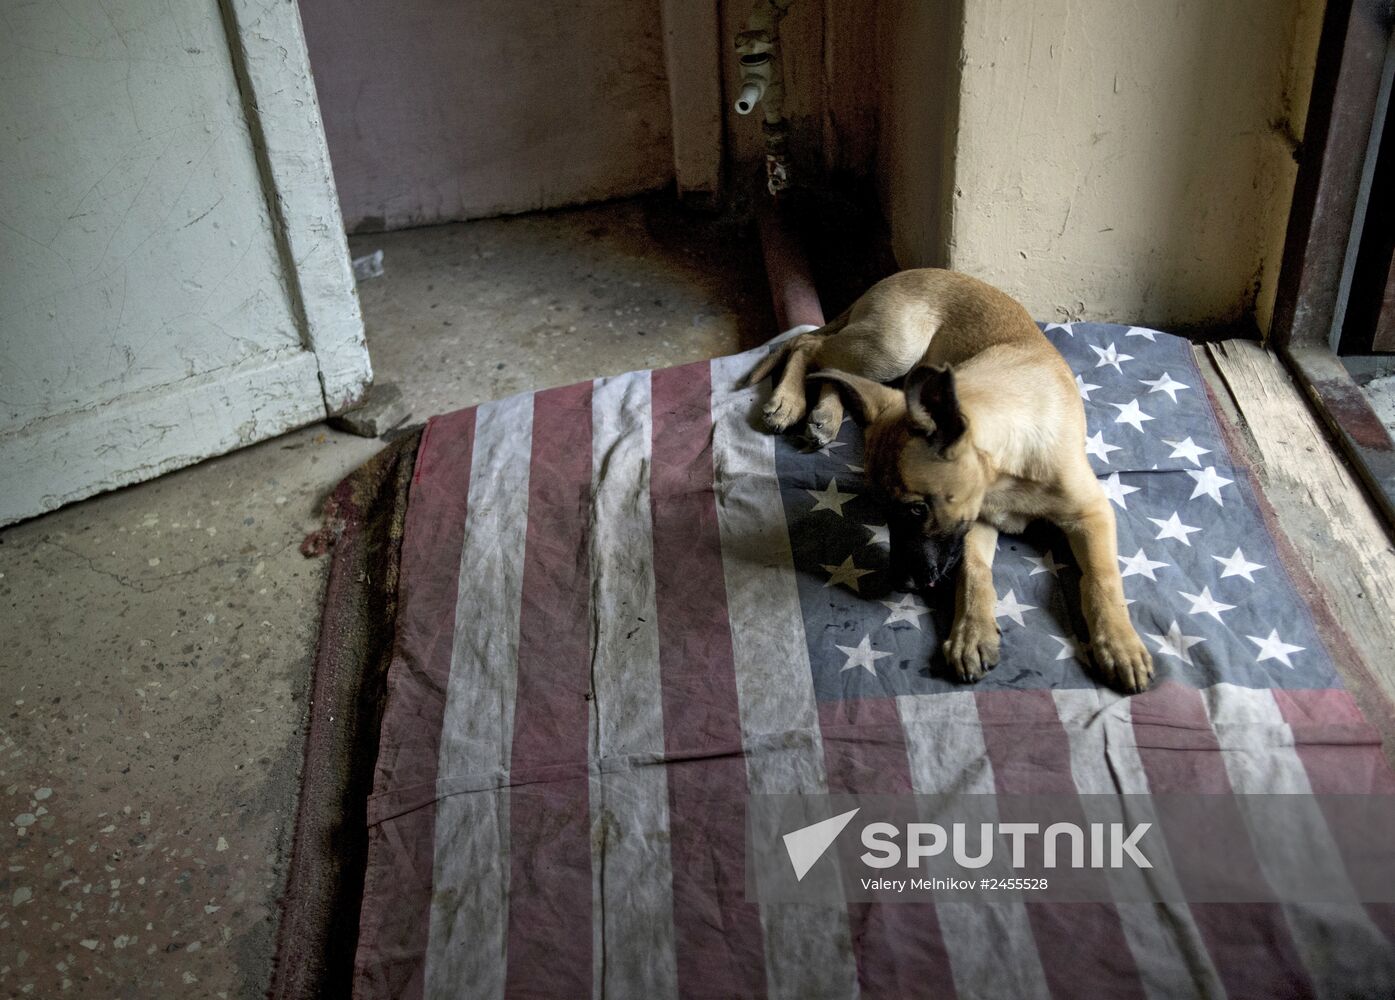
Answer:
(908, 502, 929, 518)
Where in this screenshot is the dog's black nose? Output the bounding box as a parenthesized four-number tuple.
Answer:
(888, 515, 965, 592)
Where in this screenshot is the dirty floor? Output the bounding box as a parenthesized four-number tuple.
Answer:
(0, 199, 773, 999)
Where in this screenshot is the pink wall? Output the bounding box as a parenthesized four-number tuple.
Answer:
(299, 0, 675, 232)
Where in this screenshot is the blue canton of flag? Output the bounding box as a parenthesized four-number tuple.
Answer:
(773, 323, 1339, 702)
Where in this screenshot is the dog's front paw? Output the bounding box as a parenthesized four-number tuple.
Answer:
(1090, 624, 1154, 693)
(943, 613, 1000, 683)
(762, 389, 806, 433)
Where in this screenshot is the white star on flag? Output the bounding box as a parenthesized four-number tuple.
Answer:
(1214, 547, 1265, 582)
(1179, 586, 1235, 623)
(881, 593, 929, 628)
(1140, 372, 1189, 403)
(1164, 437, 1211, 467)
(822, 555, 873, 592)
(993, 589, 1036, 627)
(1125, 326, 1158, 342)
(1100, 472, 1140, 509)
(1149, 512, 1201, 546)
(1119, 548, 1169, 580)
(1247, 629, 1304, 669)
(807, 478, 856, 516)
(1111, 399, 1155, 433)
(1024, 550, 1066, 576)
(1044, 322, 1076, 336)
(1049, 633, 1089, 662)
(864, 523, 890, 547)
(1091, 342, 1134, 373)
(836, 634, 893, 675)
(1186, 466, 1232, 505)
(1084, 431, 1121, 463)
(1076, 374, 1101, 401)
(1146, 620, 1206, 666)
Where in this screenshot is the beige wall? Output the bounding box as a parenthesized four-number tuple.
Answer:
(300, 0, 675, 232)
(884, 0, 1325, 334)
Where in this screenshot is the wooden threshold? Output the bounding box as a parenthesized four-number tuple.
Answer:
(1197, 339, 1395, 768)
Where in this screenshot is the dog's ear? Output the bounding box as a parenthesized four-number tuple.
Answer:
(807, 369, 904, 426)
(905, 365, 968, 452)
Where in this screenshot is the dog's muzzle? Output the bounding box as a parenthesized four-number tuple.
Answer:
(887, 509, 966, 592)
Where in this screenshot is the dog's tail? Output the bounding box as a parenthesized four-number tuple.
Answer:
(741, 309, 850, 388)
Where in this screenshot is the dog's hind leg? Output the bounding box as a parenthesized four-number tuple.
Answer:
(744, 308, 851, 388)
(749, 308, 853, 434)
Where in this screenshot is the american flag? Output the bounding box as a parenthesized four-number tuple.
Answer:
(352, 326, 1395, 999)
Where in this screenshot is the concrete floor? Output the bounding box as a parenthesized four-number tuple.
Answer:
(0, 199, 772, 999)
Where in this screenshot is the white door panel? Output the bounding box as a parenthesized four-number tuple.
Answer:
(0, 0, 370, 525)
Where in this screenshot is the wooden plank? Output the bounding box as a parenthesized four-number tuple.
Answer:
(1198, 339, 1395, 762)
(659, 0, 724, 200)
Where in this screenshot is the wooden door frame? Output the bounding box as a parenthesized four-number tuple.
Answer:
(1271, 0, 1395, 525)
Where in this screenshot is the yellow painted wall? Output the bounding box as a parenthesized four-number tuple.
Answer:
(884, 0, 1325, 334)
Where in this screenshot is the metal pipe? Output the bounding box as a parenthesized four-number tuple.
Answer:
(734, 0, 793, 195)
(758, 201, 824, 332)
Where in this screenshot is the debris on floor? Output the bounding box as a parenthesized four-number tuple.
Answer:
(352, 249, 384, 282)
(329, 382, 410, 439)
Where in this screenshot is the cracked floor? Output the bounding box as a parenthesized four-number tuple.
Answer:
(0, 198, 773, 999)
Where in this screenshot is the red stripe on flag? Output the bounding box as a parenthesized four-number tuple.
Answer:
(354, 408, 477, 1000)
(504, 382, 596, 1000)
(650, 363, 767, 998)
(820, 697, 959, 998)
(1272, 688, 1395, 945)
(819, 698, 914, 796)
(1130, 682, 1314, 998)
(1270, 688, 1395, 795)
(975, 690, 1146, 999)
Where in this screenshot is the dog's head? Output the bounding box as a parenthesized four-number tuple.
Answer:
(811, 365, 988, 591)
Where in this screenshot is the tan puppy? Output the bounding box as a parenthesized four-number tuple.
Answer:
(747, 268, 1154, 693)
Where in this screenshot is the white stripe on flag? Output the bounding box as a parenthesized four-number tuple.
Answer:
(425, 392, 534, 999)
(1201, 684, 1395, 995)
(1052, 688, 1227, 1000)
(897, 692, 1052, 999)
(587, 370, 680, 1000)
(709, 352, 859, 1000)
